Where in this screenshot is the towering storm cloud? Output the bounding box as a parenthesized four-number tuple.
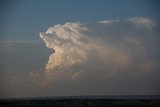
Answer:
(40, 17, 160, 82)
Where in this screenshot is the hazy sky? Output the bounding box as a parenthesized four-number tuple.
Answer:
(0, 0, 160, 98)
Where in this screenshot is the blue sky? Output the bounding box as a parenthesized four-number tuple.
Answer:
(1, 0, 160, 41)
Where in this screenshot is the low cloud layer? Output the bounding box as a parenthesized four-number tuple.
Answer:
(40, 17, 160, 83)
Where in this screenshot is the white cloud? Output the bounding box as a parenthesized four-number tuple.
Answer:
(98, 19, 119, 24)
(40, 17, 160, 83)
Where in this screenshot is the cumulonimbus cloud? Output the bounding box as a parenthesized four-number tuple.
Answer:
(40, 17, 160, 82)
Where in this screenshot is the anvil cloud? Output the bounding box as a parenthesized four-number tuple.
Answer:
(40, 17, 160, 82)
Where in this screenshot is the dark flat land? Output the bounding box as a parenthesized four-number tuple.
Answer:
(0, 97, 160, 107)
